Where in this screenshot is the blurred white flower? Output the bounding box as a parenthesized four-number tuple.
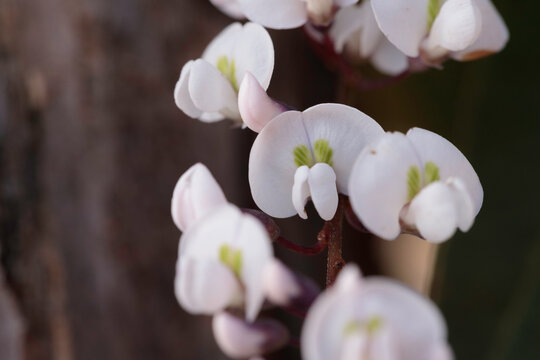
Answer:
(238, 72, 286, 133)
(175, 204, 273, 321)
(348, 128, 483, 243)
(238, 0, 359, 29)
(371, 0, 509, 64)
(249, 104, 384, 221)
(210, 0, 245, 19)
(213, 311, 289, 359)
(329, 1, 409, 75)
(174, 22, 274, 124)
(301, 264, 453, 360)
(171, 163, 227, 232)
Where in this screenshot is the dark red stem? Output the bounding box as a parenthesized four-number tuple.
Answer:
(275, 236, 328, 256)
(319, 196, 346, 287)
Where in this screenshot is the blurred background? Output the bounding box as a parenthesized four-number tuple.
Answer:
(0, 0, 538, 359)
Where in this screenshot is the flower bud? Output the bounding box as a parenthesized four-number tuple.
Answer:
(264, 259, 320, 316)
(171, 163, 227, 232)
(212, 311, 289, 359)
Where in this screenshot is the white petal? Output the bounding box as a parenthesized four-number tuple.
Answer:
(334, 264, 363, 293)
(263, 259, 302, 306)
(334, 0, 359, 7)
(446, 177, 475, 232)
(189, 59, 238, 117)
(292, 166, 311, 219)
(371, 38, 409, 75)
(173, 60, 202, 118)
(171, 163, 227, 231)
(238, 72, 284, 132)
(371, 0, 430, 57)
(369, 327, 398, 360)
(210, 0, 245, 19)
(339, 332, 368, 360)
(451, 0, 509, 61)
(425, 0, 482, 52)
(249, 110, 311, 218)
(202, 23, 243, 65)
(406, 127, 483, 215)
(308, 163, 339, 221)
(359, 0, 384, 58)
(430, 342, 455, 360)
(406, 182, 458, 243)
(349, 132, 422, 240)
(175, 257, 240, 315)
(302, 104, 384, 194)
(232, 22, 274, 90)
(330, 6, 364, 54)
(239, 0, 308, 29)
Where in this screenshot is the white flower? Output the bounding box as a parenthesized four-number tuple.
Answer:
(301, 264, 453, 360)
(238, 0, 359, 29)
(171, 163, 227, 232)
(371, 0, 509, 63)
(238, 72, 286, 133)
(348, 128, 483, 243)
(249, 104, 384, 221)
(210, 0, 245, 19)
(175, 204, 273, 321)
(213, 311, 289, 359)
(329, 1, 409, 75)
(174, 22, 274, 124)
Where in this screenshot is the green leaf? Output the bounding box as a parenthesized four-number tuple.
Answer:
(424, 161, 441, 184)
(407, 165, 422, 201)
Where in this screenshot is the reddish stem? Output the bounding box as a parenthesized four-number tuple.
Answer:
(275, 236, 328, 256)
(319, 196, 346, 287)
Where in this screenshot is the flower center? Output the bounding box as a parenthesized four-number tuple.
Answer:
(293, 139, 334, 168)
(216, 55, 239, 92)
(407, 161, 441, 201)
(219, 244, 243, 278)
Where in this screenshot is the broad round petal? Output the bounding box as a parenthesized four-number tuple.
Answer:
(174, 60, 202, 118)
(308, 163, 339, 221)
(239, 0, 308, 29)
(371, 0, 430, 57)
(202, 22, 243, 65)
(406, 127, 483, 215)
(292, 166, 311, 219)
(232, 22, 274, 90)
(175, 257, 240, 315)
(406, 182, 458, 243)
(210, 0, 245, 19)
(359, 0, 384, 58)
(302, 104, 385, 194)
(371, 38, 409, 75)
(171, 163, 227, 231)
(349, 132, 422, 240)
(238, 72, 284, 132)
(451, 0, 509, 61)
(189, 59, 239, 117)
(426, 0, 482, 52)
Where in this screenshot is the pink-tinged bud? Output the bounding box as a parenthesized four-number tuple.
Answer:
(242, 209, 280, 240)
(171, 163, 227, 232)
(212, 312, 289, 359)
(263, 259, 320, 316)
(238, 72, 285, 133)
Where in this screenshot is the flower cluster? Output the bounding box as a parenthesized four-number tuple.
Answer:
(169, 1, 508, 359)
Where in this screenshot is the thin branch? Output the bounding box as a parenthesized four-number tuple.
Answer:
(319, 195, 346, 287)
(275, 236, 328, 256)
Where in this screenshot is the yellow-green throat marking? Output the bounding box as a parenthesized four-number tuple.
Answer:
(407, 161, 441, 201)
(293, 139, 334, 167)
(217, 56, 239, 92)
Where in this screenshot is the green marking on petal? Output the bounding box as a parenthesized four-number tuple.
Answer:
(427, 0, 441, 31)
(294, 145, 315, 167)
(219, 244, 243, 278)
(343, 320, 362, 335)
(366, 316, 383, 335)
(216, 55, 239, 92)
(314, 139, 334, 166)
(342, 316, 384, 336)
(424, 161, 440, 184)
(407, 165, 422, 201)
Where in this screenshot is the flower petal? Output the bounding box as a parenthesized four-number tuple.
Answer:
(330, 6, 364, 54)
(292, 166, 311, 219)
(425, 0, 482, 52)
(249, 111, 310, 218)
(210, 0, 245, 19)
(335, 0, 359, 6)
(446, 177, 475, 232)
(339, 332, 368, 360)
(171, 163, 227, 232)
(406, 182, 458, 243)
(371, 0, 430, 57)
(308, 163, 339, 221)
(238, 72, 284, 132)
(189, 59, 239, 117)
(371, 38, 409, 75)
(238, 0, 308, 29)
(349, 132, 422, 240)
(451, 0, 509, 61)
(359, 0, 384, 58)
(406, 127, 483, 215)
(302, 104, 384, 194)
(175, 257, 240, 315)
(232, 22, 274, 90)
(174, 60, 202, 118)
(202, 23, 243, 65)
